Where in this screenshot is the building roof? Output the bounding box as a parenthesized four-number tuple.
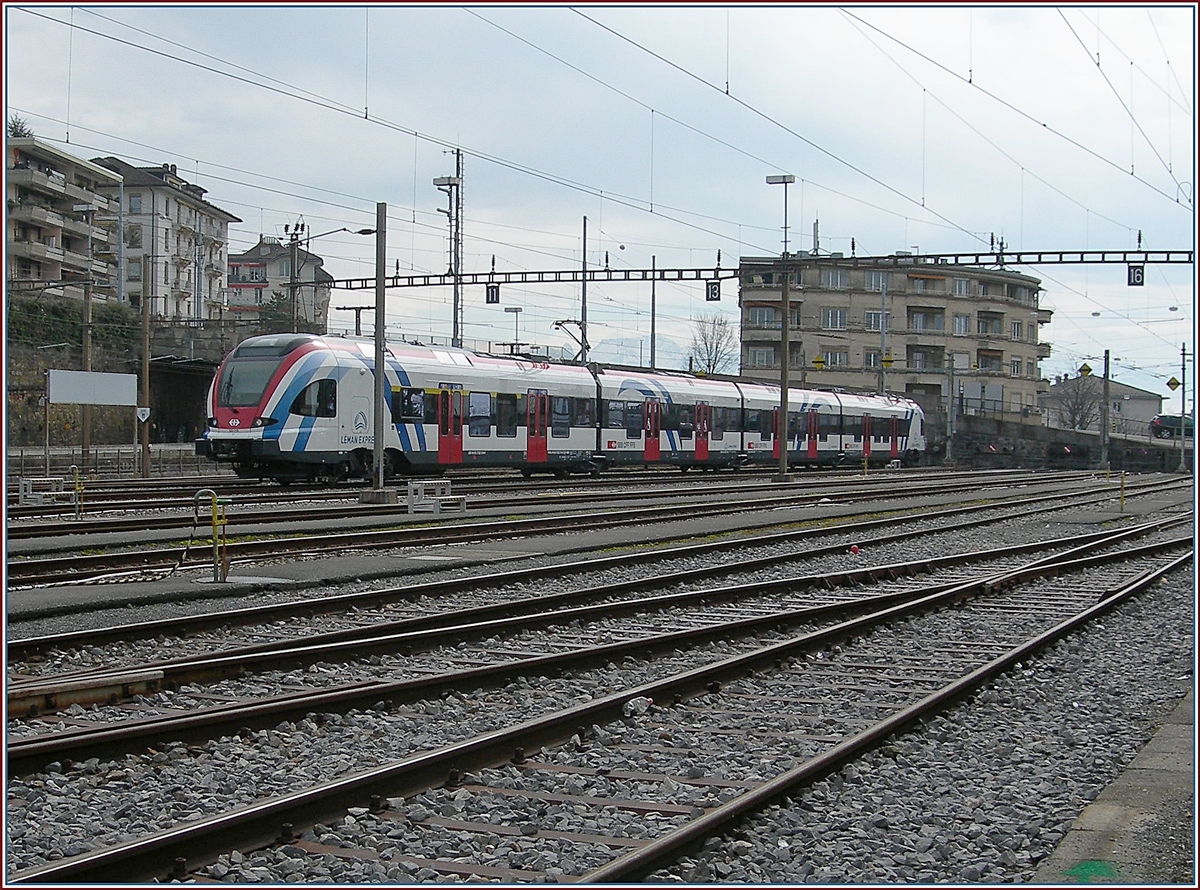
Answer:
(229, 235, 334, 284)
(90, 156, 242, 224)
(8, 137, 123, 185)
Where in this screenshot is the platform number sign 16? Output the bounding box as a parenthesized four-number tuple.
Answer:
(1127, 265, 1145, 287)
(705, 280, 720, 301)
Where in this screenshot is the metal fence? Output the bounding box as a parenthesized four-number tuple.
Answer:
(5, 443, 234, 480)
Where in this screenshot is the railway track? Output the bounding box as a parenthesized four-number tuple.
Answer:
(7, 520, 1191, 883)
(6, 471, 1174, 587)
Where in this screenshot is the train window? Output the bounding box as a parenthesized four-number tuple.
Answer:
(572, 397, 595, 428)
(423, 392, 439, 425)
(495, 393, 518, 437)
(817, 411, 837, 441)
(844, 415, 863, 441)
(676, 406, 694, 440)
(743, 409, 760, 435)
(551, 396, 571, 438)
(468, 392, 493, 437)
(605, 400, 625, 429)
(393, 387, 425, 423)
(711, 407, 727, 440)
(625, 401, 643, 438)
(289, 379, 337, 418)
(758, 410, 774, 439)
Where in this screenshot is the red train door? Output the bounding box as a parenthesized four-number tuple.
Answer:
(806, 409, 819, 460)
(861, 414, 872, 458)
(889, 416, 900, 458)
(437, 390, 464, 465)
(694, 403, 710, 461)
(526, 392, 548, 464)
(771, 407, 781, 460)
(644, 399, 661, 462)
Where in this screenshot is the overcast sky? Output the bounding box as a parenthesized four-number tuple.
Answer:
(5, 3, 1196, 402)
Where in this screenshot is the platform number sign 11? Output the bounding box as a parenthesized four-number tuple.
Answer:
(1127, 265, 1145, 287)
(486, 283, 500, 304)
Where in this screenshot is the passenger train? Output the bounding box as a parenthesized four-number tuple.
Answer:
(195, 333, 926, 483)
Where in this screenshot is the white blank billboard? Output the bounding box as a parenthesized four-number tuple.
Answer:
(48, 370, 138, 406)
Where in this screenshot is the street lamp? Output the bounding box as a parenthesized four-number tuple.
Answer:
(435, 153, 463, 346)
(766, 174, 795, 481)
(285, 223, 376, 332)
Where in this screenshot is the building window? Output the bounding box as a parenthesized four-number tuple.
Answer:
(822, 350, 848, 367)
(1011, 321, 1023, 340)
(864, 350, 881, 368)
(1027, 360, 1037, 378)
(1012, 285, 1031, 303)
(954, 278, 971, 296)
(864, 310, 888, 332)
(255, 288, 264, 305)
(821, 268, 848, 289)
(748, 346, 775, 368)
(977, 350, 1003, 371)
(953, 314, 970, 334)
(977, 312, 1003, 335)
(911, 278, 926, 293)
(279, 259, 291, 277)
(910, 351, 927, 370)
(1010, 359, 1022, 377)
(821, 307, 847, 330)
(746, 306, 777, 328)
(908, 310, 944, 331)
(129, 194, 142, 213)
(127, 259, 142, 281)
(865, 270, 889, 292)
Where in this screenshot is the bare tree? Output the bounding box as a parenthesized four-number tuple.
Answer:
(1049, 374, 1102, 430)
(7, 114, 34, 138)
(688, 313, 738, 375)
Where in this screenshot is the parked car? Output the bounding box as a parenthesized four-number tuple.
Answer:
(1149, 414, 1194, 439)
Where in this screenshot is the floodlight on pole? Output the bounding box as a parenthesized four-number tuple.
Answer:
(766, 174, 795, 482)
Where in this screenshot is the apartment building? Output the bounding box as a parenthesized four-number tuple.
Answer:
(738, 254, 1052, 419)
(226, 235, 334, 329)
(7, 137, 121, 302)
(91, 157, 241, 322)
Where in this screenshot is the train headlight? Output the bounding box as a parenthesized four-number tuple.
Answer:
(207, 416, 217, 427)
(252, 416, 279, 428)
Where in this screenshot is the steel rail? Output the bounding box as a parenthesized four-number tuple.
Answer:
(8, 530, 1190, 779)
(8, 474, 1171, 586)
(9, 478, 1183, 655)
(8, 541, 1190, 884)
(579, 549, 1195, 882)
(10, 515, 1188, 699)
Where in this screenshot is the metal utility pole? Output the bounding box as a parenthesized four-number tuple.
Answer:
(1180, 342, 1188, 473)
(581, 216, 589, 364)
(434, 151, 463, 348)
(766, 174, 794, 481)
(286, 220, 303, 333)
(338, 305, 373, 336)
(372, 202, 387, 491)
(650, 255, 656, 369)
(74, 202, 95, 471)
(1100, 349, 1110, 469)
(878, 275, 888, 395)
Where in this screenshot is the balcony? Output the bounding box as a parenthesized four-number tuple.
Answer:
(205, 262, 225, 277)
(8, 166, 67, 197)
(9, 239, 65, 265)
(8, 203, 63, 229)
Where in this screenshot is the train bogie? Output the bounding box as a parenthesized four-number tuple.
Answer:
(197, 335, 926, 483)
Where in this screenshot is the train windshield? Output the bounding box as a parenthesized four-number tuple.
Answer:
(215, 336, 314, 408)
(215, 358, 280, 408)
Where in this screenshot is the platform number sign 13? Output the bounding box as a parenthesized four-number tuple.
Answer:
(486, 283, 500, 304)
(705, 280, 720, 301)
(1127, 265, 1145, 287)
